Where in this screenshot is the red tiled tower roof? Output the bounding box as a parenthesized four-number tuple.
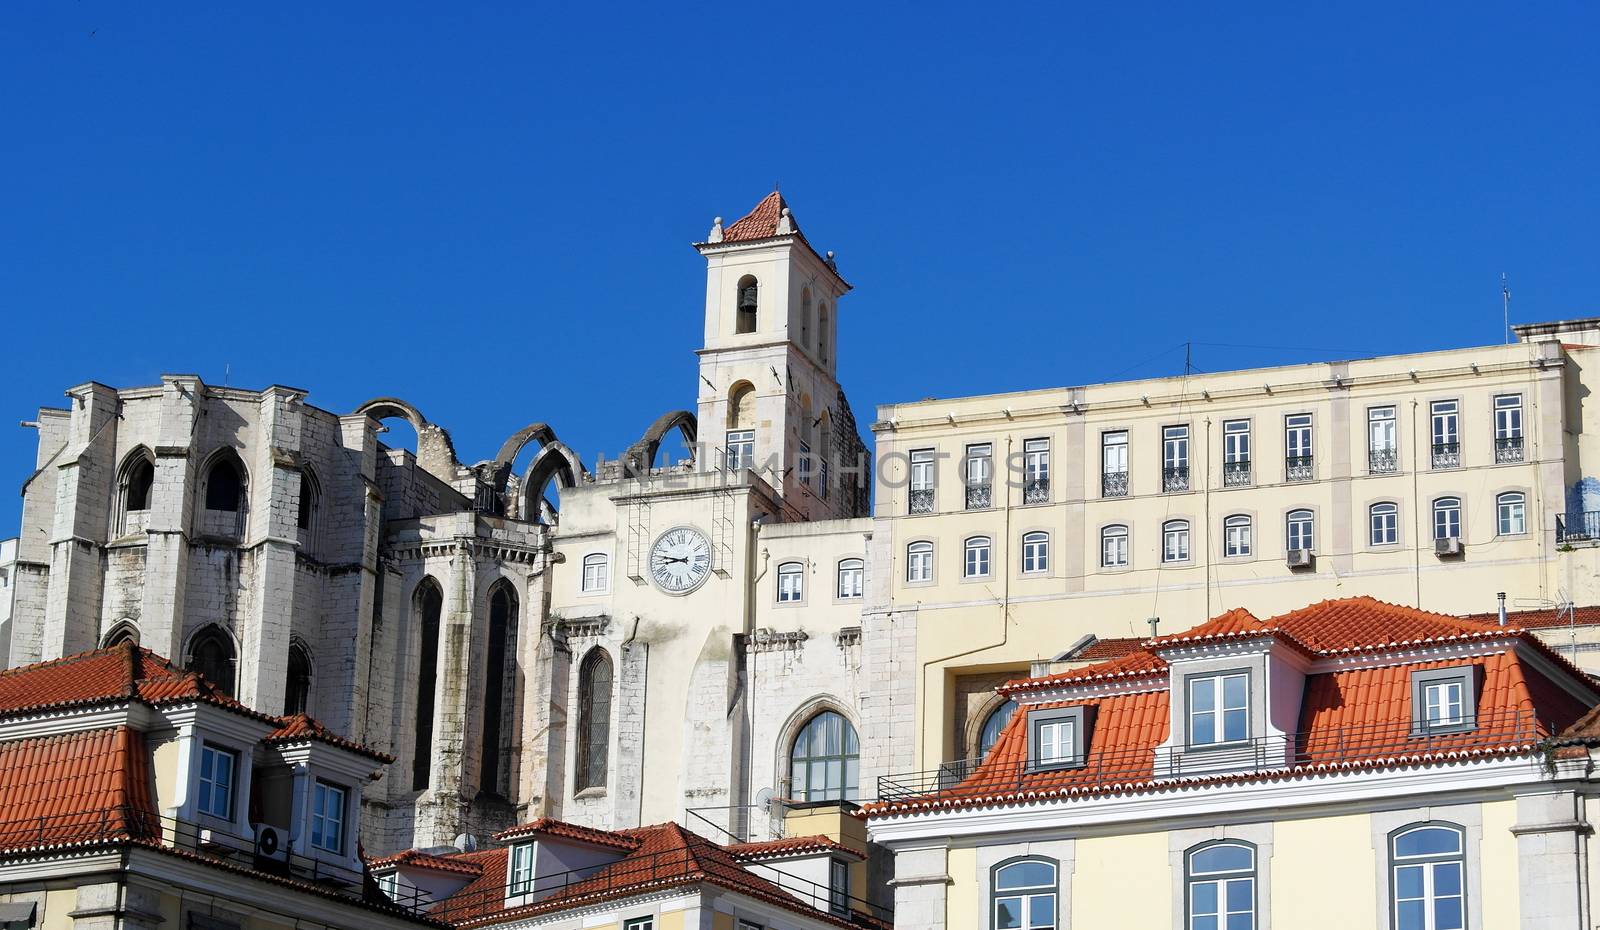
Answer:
(720, 191, 789, 243)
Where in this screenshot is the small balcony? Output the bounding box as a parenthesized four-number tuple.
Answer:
(1368, 448, 1398, 474)
(1495, 436, 1524, 464)
(1023, 477, 1050, 504)
(908, 488, 934, 515)
(1222, 460, 1251, 488)
(1102, 471, 1129, 498)
(1162, 465, 1190, 493)
(1285, 455, 1314, 482)
(1431, 442, 1461, 469)
(1558, 512, 1600, 544)
(965, 483, 992, 510)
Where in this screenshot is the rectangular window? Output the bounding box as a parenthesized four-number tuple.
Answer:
(1424, 682, 1464, 727)
(310, 781, 346, 853)
(906, 543, 933, 582)
(1495, 394, 1524, 463)
(197, 744, 236, 820)
(777, 564, 804, 602)
(829, 859, 850, 915)
(1037, 719, 1074, 764)
(1023, 438, 1050, 503)
(1285, 414, 1313, 481)
(1027, 706, 1087, 771)
(375, 873, 399, 901)
(837, 560, 863, 599)
(909, 448, 935, 514)
(1101, 528, 1128, 568)
(1286, 511, 1314, 551)
(965, 443, 993, 509)
(1189, 673, 1248, 746)
(1431, 400, 1460, 468)
(1163, 522, 1190, 563)
(1223, 517, 1252, 557)
(1021, 533, 1049, 574)
(1369, 406, 1398, 473)
(509, 842, 535, 895)
(798, 439, 813, 486)
(623, 919, 655, 930)
(581, 554, 609, 593)
(964, 538, 991, 577)
(1163, 425, 1190, 491)
(1410, 667, 1476, 735)
(725, 430, 754, 472)
(1370, 504, 1399, 546)
(1222, 420, 1251, 487)
(1102, 431, 1129, 497)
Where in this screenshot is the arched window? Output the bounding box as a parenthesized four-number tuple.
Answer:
(116, 450, 155, 534)
(964, 536, 992, 577)
(1021, 532, 1049, 574)
(836, 558, 863, 599)
(819, 301, 830, 363)
(1186, 842, 1256, 930)
(1433, 497, 1462, 540)
(790, 710, 859, 801)
(906, 541, 934, 582)
(284, 641, 312, 716)
(978, 699, 1017, 759)
(577, 648, 613, 791)
(992, 858, 1056, 930)
(777, 561, 805, 603)
(187, 626, 236, 696)
(735, 275, 759, 334)
(1370, 502, 1399, 546)
(412, 580, 443, 790)
(1496, 491, 1526, 535)
(1390, 824, 1465, 930)
(1102, 524, 1129, 568)
(297, 468, 319, 533)
(103, 620, 139, 648)
(728, 382, 756, 430)
(1286, 509, 1315, 551)
(1223, 515, 1252, 557)
(1162, 520, 1191, 563)
(480, 584, 518, 798)
(203, 454, 245, 512)
(800, 287, 812, 350)
(581, 553, 610, 593)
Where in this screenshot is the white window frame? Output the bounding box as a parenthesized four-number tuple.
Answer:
(1494, 394, 1522, 439)
(1286, 509, 1314, 552)
(1163, 424, 1190, 470)
(1186, 842, 1257, 930)
(580, 552, 610, 593)
(1390, 824, 1466, 930)
(1162, 520, 1190, 563)
(1433, 497, 1462, 540)
(1102, 430, 1129, 475)
(776, 561, 804, 603)
(1187, 672, 1249, 746)
(992, 858, 1058, 930)
(836, 558, 864, 599)
(1222, 419, 1250, 464)
(1223, 515, 1252, 558)
(197, 743, 236, 820)
(1370, 502, 1399, 546)
(906, 541, 934, 582)
(725, 429, 754, 472)
(1431, 400, 1460, 446)
(1285, 413, 1313, 459)
(965, 443, 993, 487)
(310, 781, 346, 854)
(1101, 525, 1129, 568)
(1369, 405, 1398, 452)
(1496, 492, 1526, 535)
(1023, 438, 1050, 484)
(509, 842, 535, 896)
(623, 918, 655, 930)
(910, 449, 936, 491)
(964, 536, 991, 578)
(1021, 532, 1049, 574)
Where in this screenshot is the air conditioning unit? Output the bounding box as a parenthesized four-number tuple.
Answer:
(1435, 536, 1463, 557)
(1286, 549, 1315, 570)
(253, 824, 288, 863)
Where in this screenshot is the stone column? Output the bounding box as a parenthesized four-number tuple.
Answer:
(68, 881, 165, 930)
(889, 843, 951, 930)
(140, 375, 202, 660)
(237, 387, 302, 715)
(1512, 789, 1590, 929)
(421, 538, 477, 845)
(41, 383, 120, 658)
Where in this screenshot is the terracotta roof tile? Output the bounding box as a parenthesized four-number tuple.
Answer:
(725, 834, 864, 862)
(491, 818, 641, 851)
(720, 191, 788, 243)
(1464, 604, 1600, 631)
(1002, 650, 1167, 694)
(0, 727, 158, 852)
(1071, 637, 1146, 662)
(268, 714, 394, 764)
(366, 848, 485, 876)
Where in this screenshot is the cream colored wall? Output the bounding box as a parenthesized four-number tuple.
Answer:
(946, 847, 977, 928)
(1071, 832, 1171, 926)
(38, 889, 76, 930)
(752, 520, 870, 633)
(711, 912, 735, 930)
(1480, 799, 1522, 929)
(1272, 814, 1375, 926)
(876, 340, 1575, 765)
(658, 910, 685, 930)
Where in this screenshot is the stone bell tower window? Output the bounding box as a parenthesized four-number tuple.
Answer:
(736, 275, 759, 334)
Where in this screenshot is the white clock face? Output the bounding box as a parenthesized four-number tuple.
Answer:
(649, 526, 712, 595)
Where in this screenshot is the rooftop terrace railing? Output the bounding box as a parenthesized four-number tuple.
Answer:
(876, 708, 1543, 804)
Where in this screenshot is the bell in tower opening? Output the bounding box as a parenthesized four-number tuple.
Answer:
(736, 276, 759, 333)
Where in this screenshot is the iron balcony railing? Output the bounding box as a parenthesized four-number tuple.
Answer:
(1496, 436, 1525, 464)
(1102, 470, 1129, 498)
(1285, 455, 1314, 482)
(1432, 441, 1461, 469)
(908, 487, 934, 514)
(876, 708, 1543, 803)
(1023, 477, 1050, 504)
(965, 483, 993, 509)
(1369, 447, 1398, 474)
(1222, 460, 1251, 488)
(1558, 511, 1600, 543)
(1162, 465, 1190, 492)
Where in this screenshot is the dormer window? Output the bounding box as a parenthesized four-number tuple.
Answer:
(509, 841, 535, 896)
(310, 781, 347, 853)
(197, 743, 237, 819)
(1188, 672, 1249, 746)
(1026, 706, 1088, 771)
(1411, 667, 1476, 735)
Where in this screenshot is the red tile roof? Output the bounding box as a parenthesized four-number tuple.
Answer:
(367, 848, 486, 876)
(1071, 636, 1146, 662)
(725, 834, 865, 862)
(268, 714, 394, 764)
(720, 191, 788, 243)
(1464, 604, 1600, 630)
(871, 596, 1596, 818)
(429, 822, 867, 929)
(0, 727, 157, 853)
(492, 818, 641, 851)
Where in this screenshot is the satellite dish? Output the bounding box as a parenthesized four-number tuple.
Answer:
(454, 833, 479, 852)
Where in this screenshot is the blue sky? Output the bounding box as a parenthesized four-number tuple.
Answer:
(3, 3, 1597, 534)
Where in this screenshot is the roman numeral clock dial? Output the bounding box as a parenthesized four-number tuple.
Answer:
(648, 526, 712, 595)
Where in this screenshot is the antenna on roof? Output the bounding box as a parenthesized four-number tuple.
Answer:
(1502, 274, 1511, 345)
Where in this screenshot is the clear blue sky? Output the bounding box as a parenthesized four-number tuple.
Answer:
(3, 3, 1597, 534)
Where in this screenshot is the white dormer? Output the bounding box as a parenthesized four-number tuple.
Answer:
(261, 722, 389, 883)
(499, 825, 632, 907)
(1151, 633, 1310, 779)
(159, 703, 276, 847)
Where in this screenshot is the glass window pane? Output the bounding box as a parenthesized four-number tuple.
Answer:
(1434, 896, 1464, 930)
(995, 897, 1022, 929)
(1192, 714, 1215, 745)
(1223, 675, 1247, 709)
(1396, 899, 1425, 930)
(1192, 679, 1216, 711)
(1223, 708, 1248, 742)
(1395, 864, 1424, 898)
(1030, 894, 1055, 926)
(1193, 918, 1218, 930)
(1225, 878, 1253, 911)
(1225, 916, 1253, 930)
(1433, 862, 1462, 896)
(1396, 827, 1462, 857)
(1192, 881, 1218, 914)
(1193, 845, 1253, 874)
(996, 860, 1055, 889)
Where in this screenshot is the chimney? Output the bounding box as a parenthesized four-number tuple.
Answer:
(1147, 616, 1160, 638)
(1497, 592, 1507, 626)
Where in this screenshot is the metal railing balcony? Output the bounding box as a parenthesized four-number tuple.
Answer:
(1023, 477, 1050, 504)
(908, 488, 934, 514)
(1285, 455, 1314, 482)
(1432, 441, 1461, 469)
(1162, 465, 1190, 493)
(1369, 448, 1398, 474)
(1102, 471, 1129, 498)
(1222, 460, 1251, 488)
(1558, 511, 1600, 544)
(1495, 436, 1525, 464)
(965, 483, 993, 510)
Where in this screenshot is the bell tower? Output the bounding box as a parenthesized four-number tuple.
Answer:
(693, 192, 852, 519)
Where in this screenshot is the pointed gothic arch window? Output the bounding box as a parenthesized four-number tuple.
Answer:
(577, 648, 613, 791)
(117, 450, 156, 535)
(480, 584, 519, 797)
(412, 580, 444, 790)
(285, 641, 312, 716)
(297, 468, 320, 531)
(203, 453, 245, 512)
(187, 626, 236, 696)
(735, 275, 759, 334)
(103, 620, 140, 648)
